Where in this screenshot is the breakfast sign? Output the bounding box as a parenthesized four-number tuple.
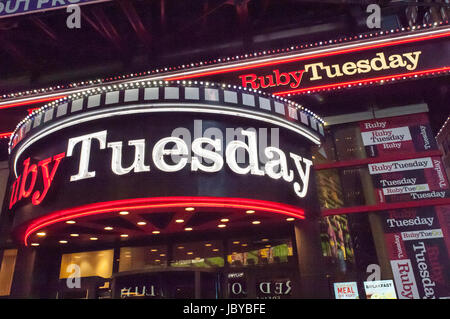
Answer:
(168, 36, 450, 95)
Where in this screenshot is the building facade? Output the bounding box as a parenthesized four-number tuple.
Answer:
(0, 5, 449, 299)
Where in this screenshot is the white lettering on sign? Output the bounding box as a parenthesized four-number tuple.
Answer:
(368, 157, 433, 174)
(304, 52, 422, 81)
(413, 242, 437, 299)
(66, 129, 313, 199)
(361, 126, 412, 146)
(386, 216, 435, 228)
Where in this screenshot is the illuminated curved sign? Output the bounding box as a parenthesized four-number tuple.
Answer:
(7, 82, 324, 241)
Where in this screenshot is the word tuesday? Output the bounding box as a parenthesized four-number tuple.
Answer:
(66, 129, 312, 197)
(9, 129, 312, 208)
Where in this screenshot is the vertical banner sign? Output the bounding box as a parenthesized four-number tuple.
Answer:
(360, 113, 437, 158)
(368, 157, 449, 203)
(333, 282, 359, 299)
(383, 206, 450, 299)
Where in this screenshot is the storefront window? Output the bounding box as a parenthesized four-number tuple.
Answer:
(119, 246, 168, 272)
(316, 169, 344, 210)
(227, 238, 293, 267)
(311, 132, 337, 164)
(59, 249, 113, 279)
(320, 215, 355, 271)
(0, 249, 17, 296)
(333, 124, 367, 161)
(171, 241, 224, 268)
(340, 167, 376, 206)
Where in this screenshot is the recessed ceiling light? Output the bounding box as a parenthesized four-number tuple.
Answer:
(177, 246, 184, 249)
(104, 226, 113, 230)
(252, 221, 261, 225)
(185, 207, 195, 212)
(212, 248, 219, 252)
(90, 237, 98, 241)
(246, 210, 255, 214)
(205, 243, 212, 247)
(66, 220, 76, 224)
(70, 234, 79, 237)
(233, 241, 240, 244)
(151, 249, 158, 252)
(31, 243, 39, 247)
(152, 230, 160, 234)
(218, 224, 226, 228)
(120, 234, 129, 238)
(119, 211, 129, 215)
(286, 217, 295, 221)
(59, 240, 68, 244)
(36, 232, 46, 237)
(175, 219, 185, 223)
(241, 243, 248, 247)
(137, 221, 147, 226)
(159, 253, 166, 257)
(187, 252, 193, 255)
(261, 238, 269, 242)
(184, 227, 193, 231)
(220, 218, 229, 223)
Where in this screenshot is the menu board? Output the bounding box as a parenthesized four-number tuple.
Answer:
(382, 206, 450, 299)
(360, 113, 437, 158)
(368, 157, 449, 203)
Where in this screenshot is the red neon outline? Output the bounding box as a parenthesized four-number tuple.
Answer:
(165, 31, 450, 81)
(0, 132, 12, 139)
(0, 95, 67, 110)
(22, 196, 305, 246)
(273, 67, 450, 96)
(321, 198, 450, 217)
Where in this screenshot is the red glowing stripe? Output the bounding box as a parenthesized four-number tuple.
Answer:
(165, 31, 450, 81)
(273, 66, 450, 96)
(0, 132, 12, 139)
(0, 95, 67, 110)
(22, 196, 305, 245)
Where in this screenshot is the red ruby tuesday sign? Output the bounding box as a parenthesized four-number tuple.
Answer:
(169, 37, 450, 95)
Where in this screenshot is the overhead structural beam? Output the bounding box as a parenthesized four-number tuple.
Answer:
(83, 7, 124, 53)
(117, 0, 152, 47)
(29, 16, 58, 42)
(0, 33, 36, 71)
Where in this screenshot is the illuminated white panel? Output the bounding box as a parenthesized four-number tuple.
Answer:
(185, 87, 199, 100)
(124, 89, 139, 102)
(105, 91, 120, 105)
(224, 90, 238, 104)
(71, 99, 84, 112)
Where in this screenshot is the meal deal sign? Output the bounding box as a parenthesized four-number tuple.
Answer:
(333, 282, 359, 299)
(360, 113, 437, 158)
(368, 157, 449, 203)
(383, 206, 450, 299)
